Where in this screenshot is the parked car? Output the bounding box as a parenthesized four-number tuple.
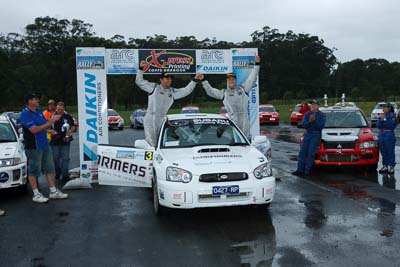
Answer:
(100, 113, 275, 215)
(181, 106, 200, 114)
(130, 109, 146, 129)
(1, 111, 21, 129)
(300, 105, 378, 170)
(108, 109, 124, 130)
(0, 115, 28, 192)
(259, 105, 279, 125)
(290, 104, 303, 125)
(370, 102, 399, 127)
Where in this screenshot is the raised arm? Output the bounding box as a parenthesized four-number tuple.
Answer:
(201, 80, 225, 100)
(172, 80, 197, 100)
(135, 61, 157, 94)
(242, 56, 261, 94)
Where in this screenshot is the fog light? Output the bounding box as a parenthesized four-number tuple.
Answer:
(13, 169, 21, 181)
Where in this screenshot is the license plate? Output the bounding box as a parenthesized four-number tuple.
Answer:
(270, 118, 275, 121)
(212, 185, 240, 196)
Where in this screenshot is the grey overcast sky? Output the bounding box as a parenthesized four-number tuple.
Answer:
(1, 0, 399, 62)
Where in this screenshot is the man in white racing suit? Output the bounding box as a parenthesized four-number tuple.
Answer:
(135, 61, 198, 146)
(198, 56, 261, 138)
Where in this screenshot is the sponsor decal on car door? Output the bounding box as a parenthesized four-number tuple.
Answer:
(98, 144, 154, 188)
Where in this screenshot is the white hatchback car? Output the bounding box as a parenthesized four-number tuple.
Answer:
(0, 115, 27, 191)
(99, 114, 275, 215)
(370, 102, 398, 127)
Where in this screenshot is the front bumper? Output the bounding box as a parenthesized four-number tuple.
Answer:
(108, 121, 124, 128)
(157, 175, 276, 209)
(315, 148, 379, 166)
(260, 117, 279, 124)
(0, 163, 28, 189)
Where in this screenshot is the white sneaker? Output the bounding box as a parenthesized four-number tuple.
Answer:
(33, 193, 49, 203)
(388, 166, 395, 174)
(49, 190, 68, 200)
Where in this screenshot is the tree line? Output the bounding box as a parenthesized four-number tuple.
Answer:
(1, 16, 399, 111)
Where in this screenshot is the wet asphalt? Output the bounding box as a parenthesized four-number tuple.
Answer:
(0, 124, 399, 267)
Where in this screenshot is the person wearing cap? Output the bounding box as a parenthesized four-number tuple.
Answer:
(293, 99, 326, 177)
(377, 102, 397, 174)
(20, 93, 69, 203)
(43, 99, 56, 120)
(197, 56, 261, 138)
(135, 61, 197, 146)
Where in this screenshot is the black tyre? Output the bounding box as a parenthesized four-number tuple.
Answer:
(152, 176, 167, 216)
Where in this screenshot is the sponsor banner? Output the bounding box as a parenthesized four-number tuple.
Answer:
(98, 145, 153, 187)
(138, 49, 196, 74)
(196, 49, 232, 74)
(106, 49, 139, 74)
(231, 48, 260, 139)
(76, 47, 109, 182)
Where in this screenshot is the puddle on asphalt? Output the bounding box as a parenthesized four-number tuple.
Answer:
(298, 194, 327, 229)
(260, 125, 303, 144)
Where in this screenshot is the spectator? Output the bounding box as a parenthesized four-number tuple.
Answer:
(20, 93, 68, 203)
(292, 99, 326, 177)
(43, 99, 56, 120)
(377, 102, 397, 174)
(299, 102, 310, 114)
(50, 102, 76, 180)
(43, 99, 56, 142)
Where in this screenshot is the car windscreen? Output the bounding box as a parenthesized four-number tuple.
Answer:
(259, 107, 275, 112)
(108, 110, 119, 116)
(161, 118, 248, 148)
(294, 106, 301, 112)
(136, 111, 146, 116)
(0, 122, 17, 142)
(324, 110, 368, 128)
(374, 104, 384, 110)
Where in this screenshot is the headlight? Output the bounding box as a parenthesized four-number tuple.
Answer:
(166, 167, 192, 183)
(0, 158, 21, 167)
(359, 141, 378, 148)
(253, 162, 272, 179)
(266, 148, 272, 161)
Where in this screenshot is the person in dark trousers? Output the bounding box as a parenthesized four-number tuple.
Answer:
(20, 93, 68, 203)
(50, 102, 76, 180)
(293, 99, 326, 177)
(377, 102, 397, 174)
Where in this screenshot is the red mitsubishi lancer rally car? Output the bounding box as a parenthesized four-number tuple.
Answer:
(304, 106, 379, 170)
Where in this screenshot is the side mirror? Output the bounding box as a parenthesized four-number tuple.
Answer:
(252, 135, 268, 145)
(135, 139, 152, 149)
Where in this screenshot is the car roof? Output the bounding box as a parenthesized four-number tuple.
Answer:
(182, 106, 199, 109)
(0, 115, 10, 123)
(320, 106, 360, 112)
(167, 113, 226, 120)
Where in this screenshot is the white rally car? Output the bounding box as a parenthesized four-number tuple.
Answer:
(99, 114, 275, 215)
(0, 115, 28, 191)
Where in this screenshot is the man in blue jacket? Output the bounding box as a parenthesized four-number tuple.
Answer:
(377, 102, 397, 174)
(293, 99, 326, 177)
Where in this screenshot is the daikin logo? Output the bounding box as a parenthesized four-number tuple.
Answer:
(83, 73, 98, 161)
